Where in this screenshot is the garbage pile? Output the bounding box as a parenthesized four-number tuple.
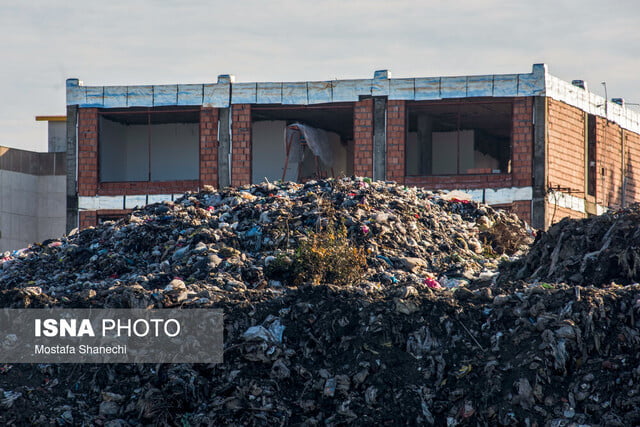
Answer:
(2, 178, 640, 425)
(502, 204, 640, 286)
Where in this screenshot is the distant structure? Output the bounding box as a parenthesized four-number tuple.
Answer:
(56, 64, 640, 231)
(0, 116, 66, 251)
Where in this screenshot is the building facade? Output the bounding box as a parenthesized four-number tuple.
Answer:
(65, 64, 640, 231)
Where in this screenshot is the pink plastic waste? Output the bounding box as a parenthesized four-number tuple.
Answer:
(424, 278, 442, 289)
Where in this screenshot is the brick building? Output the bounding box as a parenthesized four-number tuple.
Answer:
(65, 64, 640, 231)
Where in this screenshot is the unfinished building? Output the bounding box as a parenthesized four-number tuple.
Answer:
(65, 64, 640, 231)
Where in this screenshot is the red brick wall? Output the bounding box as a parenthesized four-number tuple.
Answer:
(511, 200, 532, 224)
(547, 99, 585, 195)
(546, 204, 586, 226)
(625, 131, 640, 203)
(491, 201, 532, 224)
(596, 118, 624, 208)
(386, 100, 406, 182)
(544, 99, 640, 225)
(353, 99, 373, 177)
(78, 211, 97, 229)
(231, 104, 251, 186)
(200, 107, 218, 188)
(78, 108, 99, 196)
(511, 97, 533, 187)
(79, 209, 132, 229)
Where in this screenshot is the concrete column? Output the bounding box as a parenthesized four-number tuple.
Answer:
(372, 97, 387, 181)
(65, 105, 78, 233)
(532, 96, 547, 229)
(217, 107, 231, 188)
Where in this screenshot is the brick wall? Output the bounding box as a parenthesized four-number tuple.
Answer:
(386, 100, 406, 182)
(511, 97, 533, 187)
(547, 99, 585, 195)
(544, 99, 640, 225)
(200, 107, 219, 188)
(546, 204, 586, 226)
(77, 108, 99, 196)
(511, 200, 532, 225)
(625, 130, 640, 203)
(596, 117, 624, 208)
(78, 211, 97, 229)
(231, 104, 251, 186)
(79, 209, 132, 229)
(353, 99, 373, 177)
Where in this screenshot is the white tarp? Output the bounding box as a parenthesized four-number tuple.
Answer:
(285, 123, 334, 168)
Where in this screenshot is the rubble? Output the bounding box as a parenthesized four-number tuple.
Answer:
(502, 204, 640, 286)
(1, 178, 640, 425)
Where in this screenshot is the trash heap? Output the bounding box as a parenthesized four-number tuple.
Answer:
(1, 178, 640, 425)
(502, 204, 640, 286)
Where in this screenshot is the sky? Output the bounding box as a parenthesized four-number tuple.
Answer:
(1, 0, 639, 151)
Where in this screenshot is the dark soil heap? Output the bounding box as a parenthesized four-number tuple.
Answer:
(502, 203, 640, 286)
(1, 178, 640, 425)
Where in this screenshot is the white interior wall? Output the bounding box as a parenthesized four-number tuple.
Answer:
(252, 121, 350, 183)
(298, 131, 347, 178)
(474, 151, 499, 171)
(406, 132, 419, 175)
(124, 125, 149, 181)
(252, 121, 297, 183)
(431, 130, 474, 175)
(150, 123, 199, 181)
(100, 118, 198, 182)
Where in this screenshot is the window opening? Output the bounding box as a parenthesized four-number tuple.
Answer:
(406, 100, 512, 175)
(98, 107, 200, 183)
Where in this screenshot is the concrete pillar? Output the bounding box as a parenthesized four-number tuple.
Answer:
(532, 96, 547, 229)
(65, 105, 78, 233)
(373, 97, 387, 181)
(217, 107, 231, 188)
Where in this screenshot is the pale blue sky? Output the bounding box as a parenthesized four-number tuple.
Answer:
(2, 0, 639, 151)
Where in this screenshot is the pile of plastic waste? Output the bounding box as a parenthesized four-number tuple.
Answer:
(2, 178, 639, 425)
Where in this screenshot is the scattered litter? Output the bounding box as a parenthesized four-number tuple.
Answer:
(2, 178, 639, 424)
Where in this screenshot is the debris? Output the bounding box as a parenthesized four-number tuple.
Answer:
(2, 178, 640, 424)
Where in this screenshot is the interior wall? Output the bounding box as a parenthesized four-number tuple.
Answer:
(100, 118, 198, 182)
(299, 131, 347, 179)
(406, 132, 419, 175)
(252, 120, 350, 183)
(150, 123, 199, 181)
(251, 121, 297, 183)
(431, 130, 474, 174)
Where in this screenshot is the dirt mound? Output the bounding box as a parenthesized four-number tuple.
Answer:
(501, 204, 640, 286)
(10, 178, 640, 425)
